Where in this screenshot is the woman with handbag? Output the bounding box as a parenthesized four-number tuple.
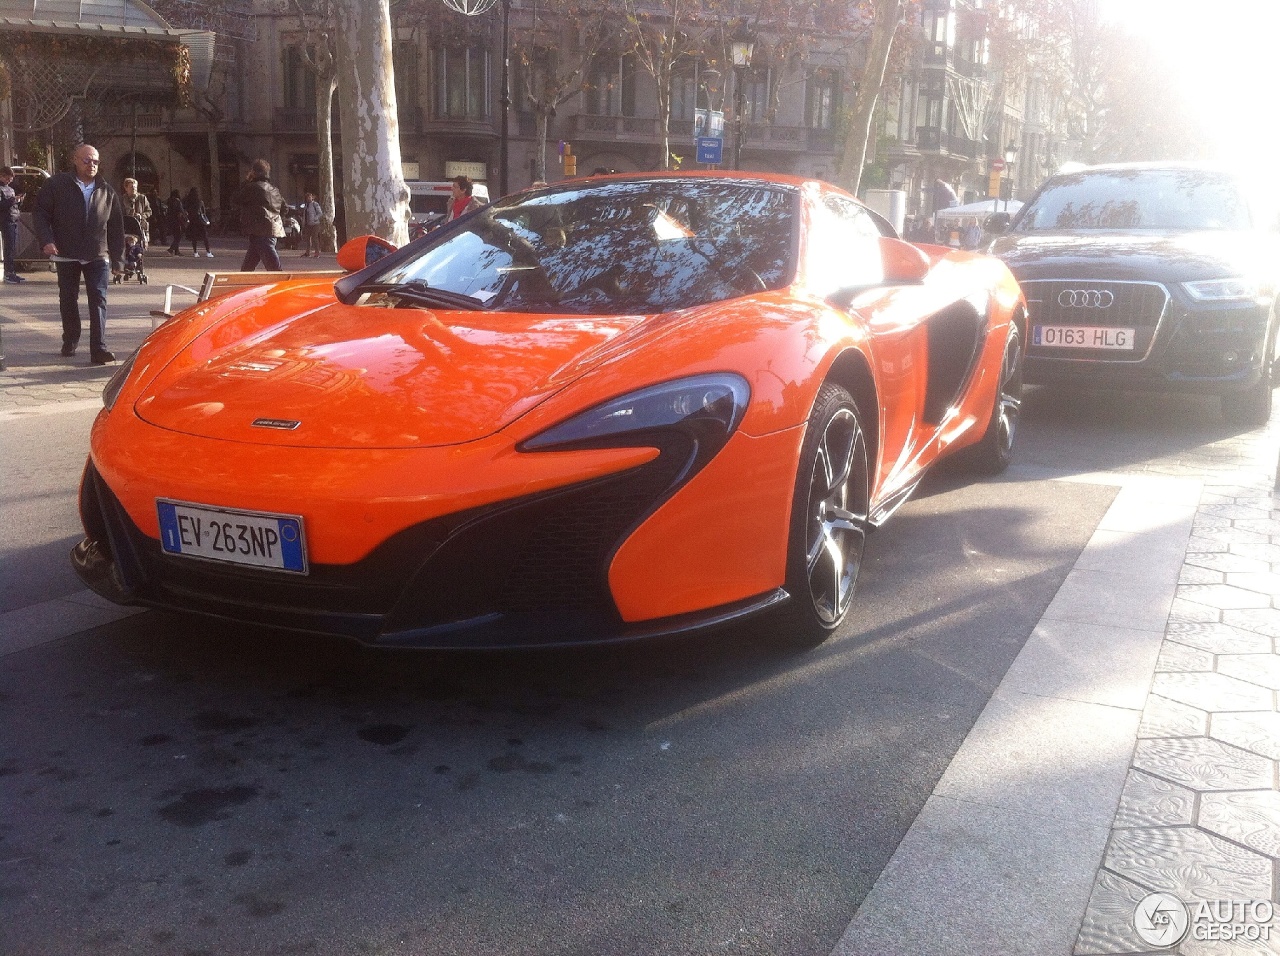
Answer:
(184, 186, 213, 258)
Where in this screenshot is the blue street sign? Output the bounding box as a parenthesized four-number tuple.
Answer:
(696, 136, 723, 165)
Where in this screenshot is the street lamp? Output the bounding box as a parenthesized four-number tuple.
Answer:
(442, 0, 511, 197)
(1002, 142, 1018, 212)
(730, 27, 754, 170)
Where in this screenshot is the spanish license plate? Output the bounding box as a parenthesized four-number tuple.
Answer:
(156, 499, 307, 573)
(1034, 324, 1135, 350)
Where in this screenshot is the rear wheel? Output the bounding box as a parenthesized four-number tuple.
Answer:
(777, 384, 870, 648)
(965, 323, 1023, 474)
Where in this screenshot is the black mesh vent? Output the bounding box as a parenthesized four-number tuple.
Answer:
(1023, 280, 1169, 363)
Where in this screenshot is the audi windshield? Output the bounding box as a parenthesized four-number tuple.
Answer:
(1014, 168, 1253, 232)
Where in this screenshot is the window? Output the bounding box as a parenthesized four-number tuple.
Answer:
(744, 69, 769, 124)
(283, 45, 317, 110)
(806, 69, 840, 130)
(437, 46, 490, 120)
(395, 42, 420, 113)
(587, 52, 637, 117)
(806, 194, 887, 298)
(515, 47, 555, 115)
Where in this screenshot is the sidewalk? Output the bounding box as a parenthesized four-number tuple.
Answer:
(0, 240, 339, 409)
(2, 259, 1279, 954)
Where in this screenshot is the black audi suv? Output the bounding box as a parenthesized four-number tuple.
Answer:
(987, 163, 1280, 426)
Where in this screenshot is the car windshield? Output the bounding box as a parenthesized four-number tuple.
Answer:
(368, 179, 798, 315)
(1016, 168, 1252, 232)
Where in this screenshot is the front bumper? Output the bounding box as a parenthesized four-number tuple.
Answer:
(73, 443, 788, 649)
(1021, 278, 1272, 393)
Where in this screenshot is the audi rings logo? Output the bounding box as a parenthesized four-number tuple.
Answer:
(1058, 289, 1115, 308)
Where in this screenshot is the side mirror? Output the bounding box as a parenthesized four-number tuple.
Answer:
(336, 235, 397, 273)
(984, 212, 1011, 235)
(827, 237, 931, 310)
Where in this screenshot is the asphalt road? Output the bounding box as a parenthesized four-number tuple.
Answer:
(1, 384, 1239, 956)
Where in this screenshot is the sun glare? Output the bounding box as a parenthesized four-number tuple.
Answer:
(1103, 0, 1280, 173)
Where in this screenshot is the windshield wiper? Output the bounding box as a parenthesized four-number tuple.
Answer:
(357, 280, 487, 311)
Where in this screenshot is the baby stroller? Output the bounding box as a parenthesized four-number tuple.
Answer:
(115, 215, 148, 285)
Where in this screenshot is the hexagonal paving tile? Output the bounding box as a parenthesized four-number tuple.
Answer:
(1200, 791, 1280, 857)
(1156, 642, 1215, 672)
(1181, 565, 1226, 586)
(1235, 518, 1280, 536)
(1211, 712, 1280, 760)
(1134, 737, 1274, 791)
(1073, 869, 1156, 955)
(1105, 826, 1272, 900)
(1217, 654, 1280, 691)
(1169, 598, 1225, 624)
(1229, 541, 1280, 564)
(1225, 572, 1280, 596)
(1178, 585, 1273, 611)
(1139, 694, 1209, 738)
(1164, 621, 1273, 654)
(1152, 672, 1274, 713)
(1186, 552, 1273, 575)
(1115, 769, 1196, 827)
(1224, 608, 1280, 638)
(1200, 503, 1276, 520)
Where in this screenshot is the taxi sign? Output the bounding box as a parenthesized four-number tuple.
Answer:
(696, 136, 724, 165)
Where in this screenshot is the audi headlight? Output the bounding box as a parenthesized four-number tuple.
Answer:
(521, 374, 750, 457)
(102, 351, 138, 410)
(1182, 277, 1264, 303)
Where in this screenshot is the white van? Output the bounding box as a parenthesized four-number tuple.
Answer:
(405, 180, 490, 227)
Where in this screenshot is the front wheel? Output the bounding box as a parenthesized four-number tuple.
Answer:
(776, 384, 871, 648)
(964, 323, 1023, 474)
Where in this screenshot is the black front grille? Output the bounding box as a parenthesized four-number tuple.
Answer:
(1022, 280, 1169, 362)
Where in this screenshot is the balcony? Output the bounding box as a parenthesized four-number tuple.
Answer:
(419, 115, 497, 140)
(571, 114, 658, 141)
(914, 127, 981, 158)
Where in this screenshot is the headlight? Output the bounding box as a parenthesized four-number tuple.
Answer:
(520, 373, 750, 455)
(102, 351, 138, 410)
(1182, 277, 1264, 303)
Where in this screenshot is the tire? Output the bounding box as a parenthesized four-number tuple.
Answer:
(965, 323, 1023, 474)
(776, 384, 871, 648)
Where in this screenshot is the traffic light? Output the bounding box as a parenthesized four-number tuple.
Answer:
(563, 143, 576, 177)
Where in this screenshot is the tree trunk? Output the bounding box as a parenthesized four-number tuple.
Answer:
(835, 0, 905, 197)
(316, 69, 338, 252)
(334, 0, 408, 245)
(206, 125, 220, 217)
(535, 110, 550, 182)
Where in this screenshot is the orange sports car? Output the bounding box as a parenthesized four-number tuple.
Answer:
(74, 173, 1025, 649)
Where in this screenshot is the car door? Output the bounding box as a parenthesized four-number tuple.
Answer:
(806, 193, 932, 495)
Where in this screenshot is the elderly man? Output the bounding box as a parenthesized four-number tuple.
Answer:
(34, 143, 125, 364)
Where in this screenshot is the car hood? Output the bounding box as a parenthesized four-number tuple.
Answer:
(134, 298, 646, 448)
(988, 230, 1278, 283)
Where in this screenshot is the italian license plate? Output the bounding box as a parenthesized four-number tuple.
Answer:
(1034, 324, 1135, 350)
(157, 499, 307, 573)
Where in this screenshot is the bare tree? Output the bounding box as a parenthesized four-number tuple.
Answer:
(514, 0, 613, 182)
(333, 0, 409, 244)
(289, 0, 339, 251)
(833, 0, 911, 196)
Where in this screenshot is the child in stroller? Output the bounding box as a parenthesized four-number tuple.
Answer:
(115, 214, 148, 285)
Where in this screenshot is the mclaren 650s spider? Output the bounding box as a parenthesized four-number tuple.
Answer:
(74, 173, 1026, 649)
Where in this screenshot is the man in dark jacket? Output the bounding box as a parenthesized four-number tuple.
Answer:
(236, 158, 286, 271)
(34, 144, 125, 363)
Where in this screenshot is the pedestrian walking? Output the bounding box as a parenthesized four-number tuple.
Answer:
(235, 159, 285, 272)
(300, 191, 322, 256)
(33, 143, 125, 364)
(184, 186, 213, 257)
(165, 189, 188, 256)
(0, 166, 26, 283)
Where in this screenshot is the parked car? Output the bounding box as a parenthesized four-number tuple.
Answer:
(986, 162, 1280, 426)
(72, 172, 1025, 650)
